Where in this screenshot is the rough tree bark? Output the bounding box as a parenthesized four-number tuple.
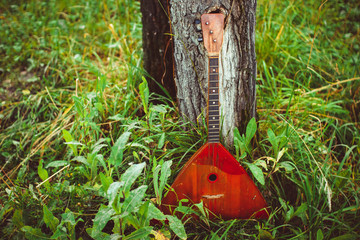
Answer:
(140, 0, 176, 100)
(141, 0, 257, 146)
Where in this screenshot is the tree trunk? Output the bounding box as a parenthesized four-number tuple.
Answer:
(141, 0, 257, 146)
(171, 0, 257, 146)
(140, 0, 176, 100)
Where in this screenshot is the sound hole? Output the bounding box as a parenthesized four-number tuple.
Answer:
(208, 173, 218, 182)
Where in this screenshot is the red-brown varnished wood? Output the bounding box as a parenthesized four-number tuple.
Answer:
(201, 13, 225, 56)
(161, 143, 269, 219)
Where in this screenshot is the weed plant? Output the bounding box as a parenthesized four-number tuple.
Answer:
(0, 0, 359, 239)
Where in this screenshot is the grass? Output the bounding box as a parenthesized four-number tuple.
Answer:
(0, 0, 359, 239)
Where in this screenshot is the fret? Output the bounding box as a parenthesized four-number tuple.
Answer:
(209, 106, 219, 111)
(209, 111, 219, 115)
(208, 129, 220, 133)
(209, 116, 219, 120)
(208, 135, 220, 138)
(208, 136, 219, 139)
(208, 129, 220, 135)
(209, 82, 218, 88)
(210, 67, 218, 73)
(208, 130, 220, 134)
(209, 75, 218, 81)
(209, 57, 219, 66)
(208, 136, 219, 140)
(208, 137, 219, 140)
(209, 94, 218, 100)
(208, 137, 220, 141)
(209, 88, 218, 94)
(208, 119, 219, 123)
(209, 130, 220, 135)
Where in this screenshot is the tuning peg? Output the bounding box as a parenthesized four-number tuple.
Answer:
(194, 19, 201, 25)
(198, 37, 203, 42)
(194, 19, 202, 32)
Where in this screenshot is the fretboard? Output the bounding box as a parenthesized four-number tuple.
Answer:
(208, 56, 220, 143)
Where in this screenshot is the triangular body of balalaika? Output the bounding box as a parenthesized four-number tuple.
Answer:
(161, 142, 269, 219)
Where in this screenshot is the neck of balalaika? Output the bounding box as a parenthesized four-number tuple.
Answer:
(208, 55, 220, 143)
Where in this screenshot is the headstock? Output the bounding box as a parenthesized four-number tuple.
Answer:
(200, 13, 225, 56)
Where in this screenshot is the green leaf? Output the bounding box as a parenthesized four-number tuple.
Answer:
(153, 165, 161, 205)
(258, 229, 274, 240)
(234, 128, 247, 158)
(335, 170, 351, 190)
(139, 77, 149, 114)
(71, 156, 90, 166)
(154, 160, 172, 204)
(123, 226, 153, 240)
(109, 233, 122, 240)
(21, 226, 49, 240)
(46, 160, 69, 168)
(38, 159, 50, 189)
(175, 205, 198, 216)
(62, 129, 78, 156)
(90, 205, 116, 239)
(245, 117, 257, 145)
(86, 228, 111, 240)
(38, 159, 48, 181)
(109, 131, 131, 167)
(167, 215, 187, 240)
(147, 203, 166, 221)
(72, 96, 84, 118)
(107, 182, 124, 207)
(317, 229, 324, 240)
(61, 208, 82, 240)
(12, 209, 24, 229)
(158, 132, 165, 149)
(276, 147, 286, 162)
(138, 200, 150, 226)
(151, 104, 167, 113)
(330, 234, 358, 240)
(233, 127, 241, 140)
(267, 128, 278, 156)
(159, 160, 172, 194)
(61, 208, 76, 225)
(292, 202, 308, 218)
(51, 227, 68, 239)
(121, 185, 148, 218)
(91, 138, 108, 154)
(95, 102, 104, 116)
(43, 205, 59, 233)
(100, 172, 113, 193)
(255, 160, 268, 171)
(108, 114, 124, 121)
(278, 161, 295, 172)
(285, 205, 294, 223)
(194, 201, 208, 218)
(121, 162, 146, 194)
(245, 162, 265, 185)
